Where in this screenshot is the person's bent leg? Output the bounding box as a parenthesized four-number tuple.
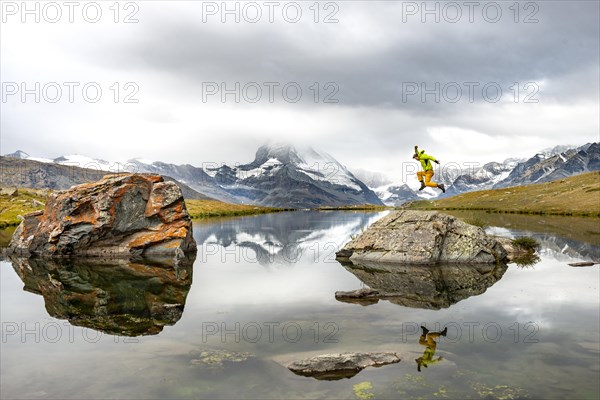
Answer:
(425, 170, 438, 187)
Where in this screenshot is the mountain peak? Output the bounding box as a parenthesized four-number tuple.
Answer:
(253, 142, 327, 167)
(255, 142, 301, 164)
(4, 150, 30, 159)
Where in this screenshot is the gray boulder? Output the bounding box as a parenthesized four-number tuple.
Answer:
(288, 352, 400, 380)
(337, 210, 507, 264)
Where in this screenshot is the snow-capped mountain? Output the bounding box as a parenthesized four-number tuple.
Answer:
(370, 142, 599, 205)
(374, 183, 420, 206)
(440, 159, 521, 198)
(493, 142, 599, 188)
(537, 144, 578, 158)
(206, 143, 383, 207)
(123, 159, 239, 203)
(2, 143, 383, 208)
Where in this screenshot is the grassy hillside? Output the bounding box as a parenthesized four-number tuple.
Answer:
(441, 210, 600, 246)
(0, 188, 49, 228)
(406, 171, 600, 217)
(185, 199, 289, 218)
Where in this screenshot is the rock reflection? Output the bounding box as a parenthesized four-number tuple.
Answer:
(9, 256, 193, 336)
(335, 261, 508, 309)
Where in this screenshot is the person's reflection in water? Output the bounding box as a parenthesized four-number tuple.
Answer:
(415, 325, 447, 372)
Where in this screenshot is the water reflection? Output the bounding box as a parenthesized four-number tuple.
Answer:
(335, 261, 508, 309)
(0, 210, 599, 400)
(416, 325, 447, 372)
(193, 211, 384, 267)
(445, 210, 600, 261)
(9, 256, 193, 336)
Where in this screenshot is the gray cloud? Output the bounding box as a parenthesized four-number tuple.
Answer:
(83, 1, 599, 110)
(1, 1, 598, 178)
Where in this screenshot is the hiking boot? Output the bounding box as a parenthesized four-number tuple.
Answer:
(418, 181, 426, 191)
(438, 184, 446, 193)
(441, 327, 448, 336)
(421, 326, 429, 336)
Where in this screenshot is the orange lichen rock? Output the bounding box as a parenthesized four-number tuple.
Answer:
(8, 174, 197, 258)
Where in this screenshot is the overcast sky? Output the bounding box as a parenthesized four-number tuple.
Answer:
(1, 1, 598, 180)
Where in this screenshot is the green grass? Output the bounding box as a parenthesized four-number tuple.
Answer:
(0, 188, 48, 228)
(512, 236, 540, 251)
(185, 199, 289, 218)
(405, 171, 600, 217)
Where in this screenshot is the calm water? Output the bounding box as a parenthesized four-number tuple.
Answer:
(1, 211, 599, 399)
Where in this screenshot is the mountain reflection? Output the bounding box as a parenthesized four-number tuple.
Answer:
(193, 211, 385, 266)
(9, 256, 193, 336)
(335, 261, 508, 309)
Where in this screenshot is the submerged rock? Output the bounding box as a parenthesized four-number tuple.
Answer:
(337, 211, 507, 265)
(189, 348, 254, 368)
(8, 174, 196, 258)
(10, 255, 193, 336)
(567, 261, 598, 267)
(288, 352, 400, 380)
(335, 261, 508, 309)
(335, 288, 382, 306)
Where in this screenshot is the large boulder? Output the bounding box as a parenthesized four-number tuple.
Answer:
(337, 210, 507, 264)
(8, 174, 196, 258)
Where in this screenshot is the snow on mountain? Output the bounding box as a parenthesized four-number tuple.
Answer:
(537, 144, 577, 158)
(215, 143, 382, 207)
(4, 150, 30, 159)
(53, 154, 112, 169)
(367, 142, 598, 204)
(2, 143, 382, 208)
(123, 158, 238, 203)
(296, 147, 362, 191)
(374, 183, 419, 206)
(239, 158, 283, 180)
(7, 142, 595, 207)
(5, 150, 54, 163)
(493, 142, 599, 188)
(439, 159, 519, 198)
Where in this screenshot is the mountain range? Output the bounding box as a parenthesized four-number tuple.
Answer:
(2, 144, 382, 208)
(2, 142, 597, 208)
(374, 142, 600, 205)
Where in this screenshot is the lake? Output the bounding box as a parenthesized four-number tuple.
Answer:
(1, 210, 599, 399)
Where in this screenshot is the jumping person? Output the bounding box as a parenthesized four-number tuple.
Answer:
(415, 325, 448, 372)
(413, 145, 445, 193)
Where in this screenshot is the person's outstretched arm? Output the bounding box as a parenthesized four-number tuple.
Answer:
(422, 153, 440, 164)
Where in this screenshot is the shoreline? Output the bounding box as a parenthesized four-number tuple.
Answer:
(403, 206, 600, 218)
